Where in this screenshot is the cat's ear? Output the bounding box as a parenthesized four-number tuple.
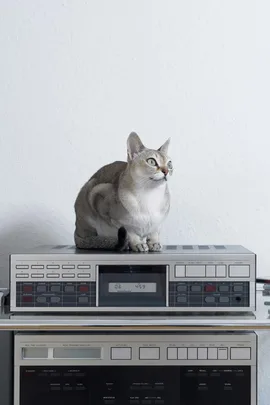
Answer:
(158, 138, 170, 154)
(127, 132, 145, 161)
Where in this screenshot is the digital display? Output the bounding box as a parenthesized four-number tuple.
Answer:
(99, 265, 166, 306)
(109, 282, 157, 293)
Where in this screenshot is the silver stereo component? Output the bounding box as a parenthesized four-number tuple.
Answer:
(14, 332, 257, 405)
(10, 244, 256, 313)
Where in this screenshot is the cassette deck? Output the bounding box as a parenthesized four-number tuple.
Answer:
(10, 244, 256, 313)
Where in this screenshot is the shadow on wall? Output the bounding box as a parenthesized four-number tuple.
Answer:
(0, 208, 72, 288)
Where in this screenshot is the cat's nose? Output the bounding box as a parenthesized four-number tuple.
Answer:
(161, 167, 168, 176)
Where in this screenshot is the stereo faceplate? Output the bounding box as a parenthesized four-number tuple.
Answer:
(10, 245, 256, 312)
(14, 332, 257, 366)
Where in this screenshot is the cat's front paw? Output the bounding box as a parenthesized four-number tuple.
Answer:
(130, 243, 149, 253)
(148, 242, 162, 252)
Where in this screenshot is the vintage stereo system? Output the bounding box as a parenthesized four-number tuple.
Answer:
(14, 331, 257, 405)
(10, 244, 256, 313)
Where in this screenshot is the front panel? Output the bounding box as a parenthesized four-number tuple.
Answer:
(14, 332, 257, 405)
(10, 246, 256, 312)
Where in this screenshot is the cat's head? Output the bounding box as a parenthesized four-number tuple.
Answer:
(127, 132, 173, 184)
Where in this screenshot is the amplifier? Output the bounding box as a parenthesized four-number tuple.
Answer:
(10, 244, 256, 313)
(14, 332, 257, 405)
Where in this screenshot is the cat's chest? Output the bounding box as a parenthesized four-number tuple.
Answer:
(137, 187, 168, 227)
(118, 185, 169, 235)
(139, 188, 165, 213)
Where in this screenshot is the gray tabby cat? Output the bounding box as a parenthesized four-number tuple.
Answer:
(74, 132, 173, 252)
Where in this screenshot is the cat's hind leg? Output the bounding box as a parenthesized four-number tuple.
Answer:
(74, 232, 117, 250)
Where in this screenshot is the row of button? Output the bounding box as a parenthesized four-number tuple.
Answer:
(175, 284, 244, 293)
(15, 264, 91, 270)
(110, 346, 251, 360)
(175, 296, 236, 304)
(111, 347, 159, 360)
(175, 265, 250, 278)
(16, 273, 91, 279)
(22, 296, 90, 304)
(22, 284, 90, 293)
(168, 347, 250, 360)
(168, 347, 228, 360)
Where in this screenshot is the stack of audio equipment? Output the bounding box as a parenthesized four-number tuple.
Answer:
(9, 244, 258, 405)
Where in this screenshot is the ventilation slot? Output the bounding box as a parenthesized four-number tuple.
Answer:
(198, 245, 210, 249)
(214, 245, 226, 249)
(182, 246, 193, 250)
(166, 245, 178, 250)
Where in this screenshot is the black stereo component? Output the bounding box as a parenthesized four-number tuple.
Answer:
(14, 332, 257, 405)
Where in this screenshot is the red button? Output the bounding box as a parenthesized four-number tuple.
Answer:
(23, 286, 33, 293)
(205, 284, 216, 292)
(22, 296, 33, 302)
(79, 286, 89, 293)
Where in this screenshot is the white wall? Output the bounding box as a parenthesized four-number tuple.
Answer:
(1, 3, 270, 402)
(1, 0, 270, 286)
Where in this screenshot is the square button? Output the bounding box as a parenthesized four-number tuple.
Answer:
(219, 296, 230, 303)
(216, 265, 226, 278)
(23, 285, 33, 293)
(206, 265, 216, 277)
(65, 286, 75, 293)
(79, 285, 89, 293)
(229, 265, 250, 278)
(37, 286, 46, 293)
(178, 348, 188, 359)
(198, 348, 208, 360)
(186, 266, 205, 278)
(50, 286, 61, 292)
(175, 265, 185, 278)
(230, 347, 251, 360)
(218, 348, 228, 360)
(139, 347, 160, 360)
(78, 296, 88, 304)
(111, 347, 131, 360)
(187, 348, 197, 359)
(208, 348, 218, 359)
(22, 296, 33, 303)
(191, 285, 202, 292)
(167, 347, 177, 360)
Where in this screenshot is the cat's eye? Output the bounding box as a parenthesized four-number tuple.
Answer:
(167, 161, 173, 169)
(147, 158, 157, 166)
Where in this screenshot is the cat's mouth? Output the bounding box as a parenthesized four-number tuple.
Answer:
(150, 176, 167, 182)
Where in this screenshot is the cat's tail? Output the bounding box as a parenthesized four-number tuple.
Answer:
(115, 227, 129, 251)
(74, 227, 128, 251)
